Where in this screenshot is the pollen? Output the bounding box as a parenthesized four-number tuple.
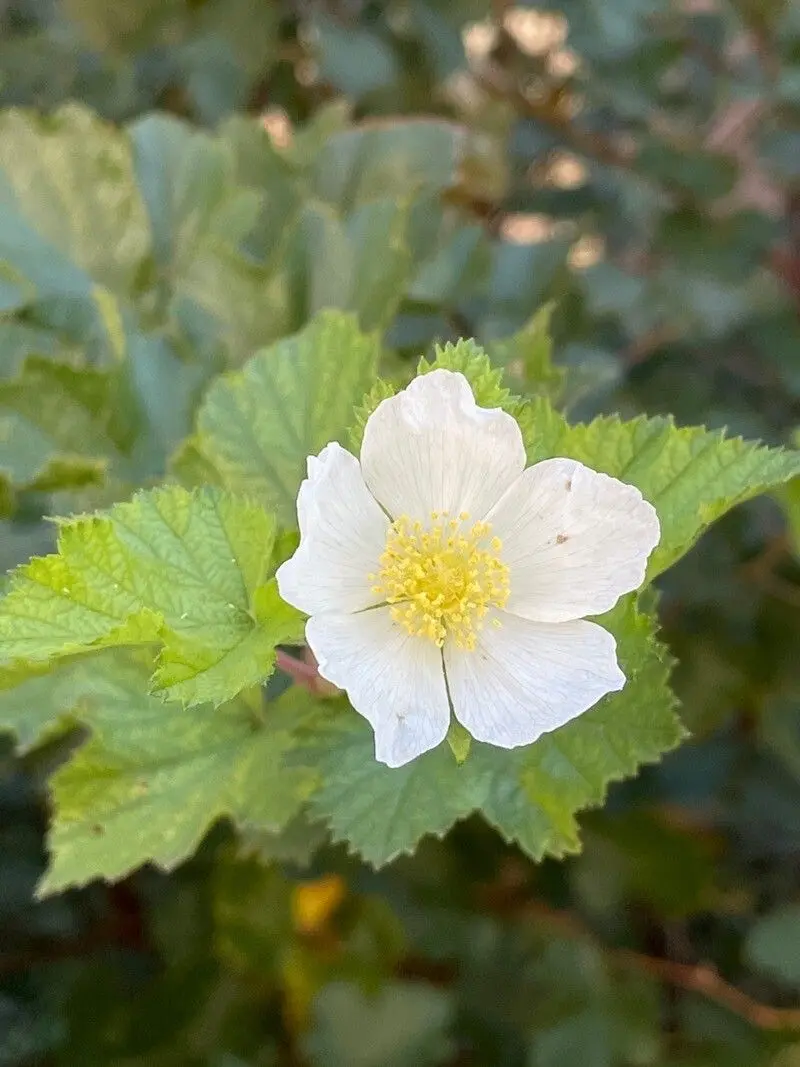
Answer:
(370, 511, 510, 650)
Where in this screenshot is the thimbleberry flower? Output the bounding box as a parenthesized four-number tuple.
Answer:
(277, 369, 660, 767)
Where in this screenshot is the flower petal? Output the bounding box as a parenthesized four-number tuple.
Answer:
(276, 442, 388, 615)
(306, 608, 450, 767)
(360, 369, 526, 521)
(444, 611, 625, 749)
(488, 458, 660, 623)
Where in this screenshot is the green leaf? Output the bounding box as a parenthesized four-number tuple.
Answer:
(348, 378, 398, 453)
(0, 356, 122, 492)
(38, 667, 319, 895)
(446, 720, 472, 765)
(486, 303, 564, 400)
(307, 715, 482, 865)
(303, 981, 454, 1067)
(419, 337, 536, 440)
(313, 119, 464, 211)
(0, 105, 148, 299)
(212, 849, 293, 977)
(192, 310, 382, 525)
(237, 809, 330, 868)
(0, 486, 297, 705)
(0, 659, 77, 753)
(526, 942, 661, 1067)
(171, 232, 292, 364)
(282, 198, 411, 330)
(0, 319, 74, 376)
(130, 113, 247, 273)
(305, 598, 682, 866)
(525, 400, 800, 578)
(419, 338, 518, 411)
(348, 336, 534, 454)
(488, 598, 682, 861)
(152, 580, 303, 706)
(745, 906, 800, 990)
(345, 198, 411, 330)
(313, 14, 399, 99)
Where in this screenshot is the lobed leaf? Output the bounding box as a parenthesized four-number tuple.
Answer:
(0, 485, 297, 705)
(38, 661, 319, 895)
(525, 400, 800, 577)
(189, 310, 382, 526)
(303, 597, 682, 866)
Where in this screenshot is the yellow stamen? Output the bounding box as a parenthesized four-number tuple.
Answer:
(371, 511, 510, 650)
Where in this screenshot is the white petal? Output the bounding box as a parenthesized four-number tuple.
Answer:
(360, 369, 526, 521)
(488, 458, 660, 623)
(306, 608, 450, 767)
(276, 442, 388, 615)
(444, 611, 625, 749)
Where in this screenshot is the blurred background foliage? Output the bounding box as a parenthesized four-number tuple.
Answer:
(3, 0, 800, 1064)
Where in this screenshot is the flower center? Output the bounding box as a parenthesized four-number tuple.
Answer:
(370, 511, 510, 650)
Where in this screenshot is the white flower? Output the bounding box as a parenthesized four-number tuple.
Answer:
(277, 369, 660, 768)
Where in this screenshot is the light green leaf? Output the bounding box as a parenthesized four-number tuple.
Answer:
(129, 113, 262, 278)
(286, 101, 352, 169)
(38, 667, 319, 896)
(172, 235, 292, 364)
(0, 320, 75, 376)
(745, 906, 800, 990)
(130, 113, 239, 273)
(0, 260, 35, 313)
(237, 810, 330, 868)
(0, 105, 149, 298)
(192, 310, 382, 525)
(0, 486, 295, 705)
(303, 981, 454, 1067)
(348, 379, 398, 453)
(152, 580, 303, 706)
(486, 303, 564, 400)
(418, 338, 535, 438)
(286, 201, 353, 320)
(345, 198, 411, 329)
(525, 400, 800, 578)
(313, 119, 464, 211)
(305, 598, 682, 866)
(285, 198, 410, 330)
(129, 111, 291, 363)
(445, 720, 472, 765)
(0, 659, 78, 753)
(779, 439, 800, 557)
(419, 338, 517, 410)
(0, 356, 123, 491)
(313, 13, 399, 99)
(407, 213, 487, 306)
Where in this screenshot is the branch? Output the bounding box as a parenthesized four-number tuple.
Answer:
(276, 648, 339, 697)
(516, 898, 800, 1032)
(276, 648, 320, 690)
(616, 948, 800, 1031)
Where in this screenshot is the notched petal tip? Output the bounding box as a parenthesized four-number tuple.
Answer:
(360, 367, 526, 523)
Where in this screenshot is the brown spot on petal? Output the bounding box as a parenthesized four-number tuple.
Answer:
(564, 478, 573, 491)
(556, 533, 569, 544)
